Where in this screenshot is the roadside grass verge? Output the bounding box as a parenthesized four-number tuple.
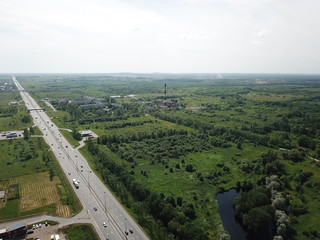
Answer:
(60, 224, 99, 240)
(60, 130, 80, 148)
(31, 126, 43, 135)
(0, 199, 20, 220)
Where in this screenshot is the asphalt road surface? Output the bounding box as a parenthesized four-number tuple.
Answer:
(12, 76, 149, 240)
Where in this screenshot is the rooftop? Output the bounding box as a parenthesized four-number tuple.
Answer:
(7, 221, 26, 232)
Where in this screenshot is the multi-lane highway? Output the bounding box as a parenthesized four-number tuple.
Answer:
(12, 76, 149, 240)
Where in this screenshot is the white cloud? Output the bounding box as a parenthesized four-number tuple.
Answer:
(180, 34, 214, 40)
(252, 40, 263, 45)
(255, 28, 272, 37)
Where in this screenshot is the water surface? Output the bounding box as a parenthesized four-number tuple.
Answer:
(216, 189, 247, 240)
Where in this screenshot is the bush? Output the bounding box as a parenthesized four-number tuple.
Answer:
(185, 164, 195, 172)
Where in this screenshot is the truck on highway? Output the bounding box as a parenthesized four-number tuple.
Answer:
(72, 179, 79, 189)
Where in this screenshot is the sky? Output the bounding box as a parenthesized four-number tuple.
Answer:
(0, 0, 319, 73)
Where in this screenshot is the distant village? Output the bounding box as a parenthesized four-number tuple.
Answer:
(47, 84, 181, 110)
(0, 82, 15, 91)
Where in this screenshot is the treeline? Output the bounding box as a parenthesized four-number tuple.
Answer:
(97, 129, 231, 163)
(103, 119, 156, 129)
(0, 106, 18, 116)
(98, 129, 188, 145)
(58, 102, 144, 124)
(152, 111, 269, 146)
(153, 110, 319, 152)
(86, 140, 209, 240)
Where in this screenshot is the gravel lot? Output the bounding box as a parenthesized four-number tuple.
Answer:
(25, 224, 66, 240)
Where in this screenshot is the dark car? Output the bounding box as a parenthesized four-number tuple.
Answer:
(94, 207, 97, 211)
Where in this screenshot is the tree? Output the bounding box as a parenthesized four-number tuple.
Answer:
(184, 203, 196, 220)
(72, 129, 82, 141)
(273, 236, 283, 240)
(272, 196, 286, 210)
(260, 151, 278, 165)
(276, 223, 287, 237)
(29, 126, 35, 134)
(49, 168, 54, 181)
(219, 233, 231, 240)
(21, 115, 31, 123)
(160, 205, 175, 225)
(185, 164, 195, 172)
(316, 148, 320, 159)
(234, 187, 270, 218)
(298, 135, 315, 150)
(243, 206, 273, 237)
(23, 128, 29, 140)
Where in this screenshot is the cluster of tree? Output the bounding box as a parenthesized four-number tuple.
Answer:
(99, 129, 188, 145)
(266, 175, 291, 239)
(21, 114, 31, 123)
(14, 139, 38, 162)
(234, 186, 274, 239)
(59, 102, 83, 119)
(282, 150, 305, 163)
(235, 149, 317, 240)
(153, 111, 270, 146)
(297, 135, 316, 150)
(108, 134, 213, 163)
(60, 101, 146, 124)
(72, 129, 82, 141)
(85, 140, 208, 239)
(268, 133, 292, 149)
(104, 119, 156, 129)
(152, 111, 212, 131)
(0, 106, 18, 116)
(256, 151, 285, 176)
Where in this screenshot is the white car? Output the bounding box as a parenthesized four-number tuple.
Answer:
(103, 222, 107, 227)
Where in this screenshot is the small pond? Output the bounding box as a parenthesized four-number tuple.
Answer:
(216, 189, 247, 240)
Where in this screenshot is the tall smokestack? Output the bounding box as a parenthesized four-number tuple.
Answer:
(164, 83, 167, 100)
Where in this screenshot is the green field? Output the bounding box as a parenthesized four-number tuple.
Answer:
(7, 74, 320, 240)
(0, 138, 81, 221)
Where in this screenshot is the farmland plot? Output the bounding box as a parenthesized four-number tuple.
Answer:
(3, 172, 71, 217)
